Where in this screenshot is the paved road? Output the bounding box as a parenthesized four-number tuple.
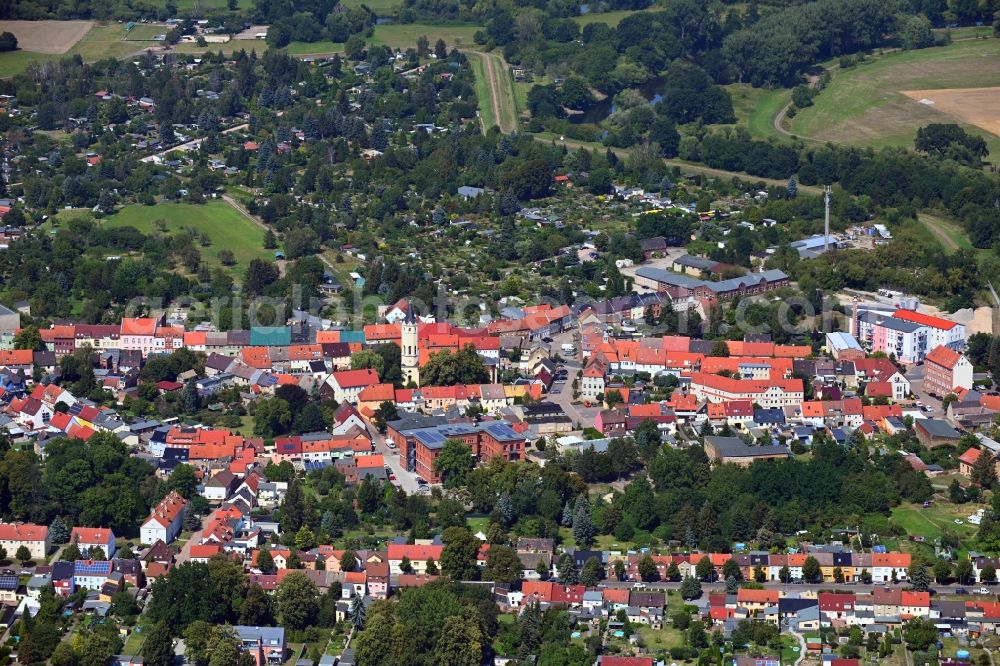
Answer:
(545, 328, 601, 429)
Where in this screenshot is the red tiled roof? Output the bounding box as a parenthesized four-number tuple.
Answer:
(893, 309, 958, 330)
(926, 345, 962, 369)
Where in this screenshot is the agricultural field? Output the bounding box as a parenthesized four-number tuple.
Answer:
(0, 19, 92, 53)
(786, 38, 1000, 157)
(0, 21, 162, 77)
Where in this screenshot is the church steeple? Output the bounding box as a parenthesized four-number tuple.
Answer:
(401, 300, 419, 386)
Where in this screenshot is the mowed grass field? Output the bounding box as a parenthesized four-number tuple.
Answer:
(571, 9, 637, 27)
(56, 201, 268, 279)
(341, 0, 400, 12)
(370, 23, 481, 49)
(725, 83, 790, 141)
(787, 38, 1000, 156)
(891, 501, 982, 547)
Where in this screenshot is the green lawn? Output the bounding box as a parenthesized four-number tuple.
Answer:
(788, 38, 1000, 155)
(174, 0, 232, 10)
(123, 24, 171, 41)
(466, 516, 490, 534)
(56, 201, 269, 281)
(283, 40, 345, 55)
(121, 629, 146, 655)
(890, 501, 982, 546)
(341, 0, 400, 12)
(370, 23, 482, 49)
(637, 624, 684, 652)
(571, 10, 638, 27)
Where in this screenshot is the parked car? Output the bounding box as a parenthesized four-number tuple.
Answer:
(981, 587, 991, 594)
(956, 588, 968, 595)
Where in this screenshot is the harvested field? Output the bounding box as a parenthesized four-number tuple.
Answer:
(787, 39, 1000, 155)
(902, 87, 1000, 137)
(0, 19, 92, 54)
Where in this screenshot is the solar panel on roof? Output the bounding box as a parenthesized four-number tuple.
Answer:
(74, 561, 111, 575)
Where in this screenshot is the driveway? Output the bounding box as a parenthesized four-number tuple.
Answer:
(174, 513, 213, 564)
(371, 430, 422, 495)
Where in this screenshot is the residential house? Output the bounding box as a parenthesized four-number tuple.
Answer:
(140, 490, 188, 545)
(70, 527, 116, 559)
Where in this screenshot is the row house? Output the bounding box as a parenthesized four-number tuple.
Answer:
(0, 522, 49, 559)
(687, 373, 804, 409)
(386, 543, 444, 575)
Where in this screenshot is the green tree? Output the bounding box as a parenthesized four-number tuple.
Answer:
(903, 617, 938, 651)
(16, 545, 32, 564)
(351, 350, 385, 377)
(802, 556, 821, 583)
(275, 571, 319, 630)
(722, 558, 741, 581)
(483, 545, 523, 585)
(432, 615, 483, 666)
(638, 555, 659, 582)
(933, 559, 952, 584)
(680, 575, 702, 599)
(13, 326, 44, 351)
(439, 527, 480, 581)
(909, 563, 930, 592)
(558, 553, 579, 584)
(956, 559, 975, 584)
(294, 526, 316, 551)
(580, 557, 604, 586)
(572, 499, 596, 547)
(80, 632, 120, 666)
(169, 463, 199, 498)
(433, 439, 474, 489)
(243, 259, 279, 296)
(256, 548, 275, 573)
(340, 550, 358, 572)
(972, 450, 997, 488)
(349, 594, 367, 629)
(253, 397, 292, 437)
(143, 622, 175, 666)
(420, 345, 488, 386)
(695, 556, 713, 581)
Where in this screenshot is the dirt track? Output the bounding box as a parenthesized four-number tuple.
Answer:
(0, 19, 92, 53)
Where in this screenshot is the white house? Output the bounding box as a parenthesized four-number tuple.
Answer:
(70, 527, 116, 559)
(140, 490, 187, 545)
